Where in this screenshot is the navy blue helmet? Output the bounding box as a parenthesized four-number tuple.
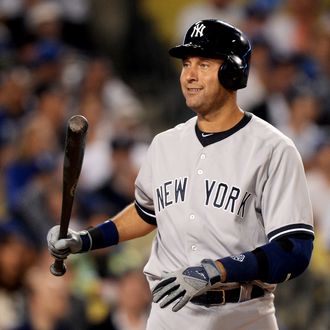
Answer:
(169, 19, 252, 90)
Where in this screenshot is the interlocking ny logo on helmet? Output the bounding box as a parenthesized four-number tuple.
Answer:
(190, 23, 206, 38)
(169, 19, 252, 90)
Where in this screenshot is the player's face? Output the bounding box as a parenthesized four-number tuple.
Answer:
(180, 57, 227, 115)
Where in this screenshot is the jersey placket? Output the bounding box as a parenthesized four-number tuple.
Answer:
(185, 149, 208, 263)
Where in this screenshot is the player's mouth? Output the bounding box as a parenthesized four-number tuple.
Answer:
(186, 87, 202, 94)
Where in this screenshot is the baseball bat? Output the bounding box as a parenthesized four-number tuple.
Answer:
(50, 115, 88, 276)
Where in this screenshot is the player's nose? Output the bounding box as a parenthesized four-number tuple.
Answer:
(183, 67, 198, 83)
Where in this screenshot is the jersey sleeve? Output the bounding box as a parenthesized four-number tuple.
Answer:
(134, 137, 157, 226)
(261, 141, 314, 241)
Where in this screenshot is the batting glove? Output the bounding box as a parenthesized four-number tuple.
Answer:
(152, 259, 222, 312)
(47, 225, 87, 259)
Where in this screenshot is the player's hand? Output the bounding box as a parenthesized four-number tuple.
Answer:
(152, 259, 222, 312)
(47, 225, 83, 259)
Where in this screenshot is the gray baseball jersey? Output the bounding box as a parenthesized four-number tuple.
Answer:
(134, 112, 313, 328)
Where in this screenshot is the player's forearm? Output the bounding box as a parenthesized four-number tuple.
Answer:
(80, 203, 156, 252)
(215, 234, 313, 284)
(113, 203, 156, 241)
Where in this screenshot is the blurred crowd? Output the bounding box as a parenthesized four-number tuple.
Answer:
(0, 0, 329, 329)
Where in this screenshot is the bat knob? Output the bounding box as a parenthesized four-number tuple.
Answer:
(50, 259, 67, 276)
(68, 115, 88, 133)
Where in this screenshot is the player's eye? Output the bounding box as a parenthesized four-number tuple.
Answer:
(200, 62, 210, 69)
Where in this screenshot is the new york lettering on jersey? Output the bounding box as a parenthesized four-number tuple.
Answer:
(155, 177, 252, 218)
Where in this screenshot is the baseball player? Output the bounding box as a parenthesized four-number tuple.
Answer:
(47, 19, 314, 330)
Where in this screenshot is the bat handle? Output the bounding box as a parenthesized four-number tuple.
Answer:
(50, 258, 67, 276)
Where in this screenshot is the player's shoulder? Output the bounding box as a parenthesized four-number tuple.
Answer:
(153, 116, 196, 142)
(248, 113, 296, 149)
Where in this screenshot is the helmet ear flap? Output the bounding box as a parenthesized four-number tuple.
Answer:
(218, 55, 246, 90)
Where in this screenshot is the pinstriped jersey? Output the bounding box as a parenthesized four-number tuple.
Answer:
(134, 112, 314, 279)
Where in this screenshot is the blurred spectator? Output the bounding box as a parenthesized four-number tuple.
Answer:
(79, 57, 144, 123)
(310, 26, 330, 126)
(21, 2, 86, 100)
(89, 270, 151, 330)
(17, 172, 62, 249)
(4, 116, 59, 214)
(22, 3, 66, 81)
(237, 36, 271, 111)
(88, 0, 178, 129)
(0, 138, 12, 219)
(88, 0, 176, 91)
(79, 135, 146, 218)
(29, 42, 66, 96)
(78, 94, 113, 191)
(0, 19, 12, 68)
(278, 87, 326, 169)
(32, 84, 69, 143)
(239, 0, 277, 40)
(88, 0, 133, 71)
(0, 222, 36, 330)
(264, 0, 325, 57)
(13, 249, 87, 330)
(56, 0, 92, 51)
(0, 0, 27, 49)
(274, 268, 330, 330)
(174, 0, 244, 44)
(323, 204, 330, 252)
(0, 67, 32, 145)
(249, 52, 299, 128)
(306, 139, 330, 273)
(76, 60, 151, 190)
(25, 1, 63, 43)
(70, 212, 151, 328)
(265, 0, 330, 84)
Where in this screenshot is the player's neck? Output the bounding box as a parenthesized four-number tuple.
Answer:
(197, 104, 244, 133)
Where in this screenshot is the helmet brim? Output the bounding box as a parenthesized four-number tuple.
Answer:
(169, 44, 224, 60)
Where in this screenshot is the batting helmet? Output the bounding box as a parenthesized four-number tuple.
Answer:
(169, 19, 252, 90)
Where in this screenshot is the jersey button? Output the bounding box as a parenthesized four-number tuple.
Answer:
(189, 214, 195, 220)
(191, 245, 197, 251)
(200, 154, 206, 160)
(197, 169, 203, 175)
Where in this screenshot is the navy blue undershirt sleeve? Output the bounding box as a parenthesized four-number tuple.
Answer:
(219, 233, 313, 283)
(134, 201, 157, 226)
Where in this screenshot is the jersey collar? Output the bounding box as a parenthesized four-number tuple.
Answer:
(195, 112, 252, 147)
